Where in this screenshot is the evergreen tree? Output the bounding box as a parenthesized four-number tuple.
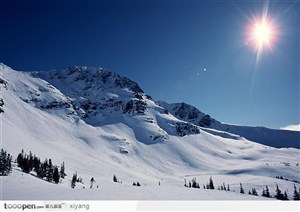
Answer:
(46, 159, 54, 182)
(17, 149, 24, 167)
(209, 177, 214, 189)
(262, 188, 266, 197)
(22, 156, 30, 173)
(42, 159, 49, 179)
(240, 183, 244, 194)
(28, 151, 34, 171)
(60, 162, 66, 179)
(265, 186, 271, 198)
(33, 156, 41, 173)
(192, 178, 199, 188)
(227, 184, 230, 191)
(136, 182, 141, 186)
(53, 167, 60, 184)
(252, 188, 258, 196)
(0, 149, 12, 176)
(71, 173, 77, 188)
(113, 174, 118, 183)
(206, 183, 209, 189)
(223, 183, 226, 191)
(284, 191, 289, 200)
(293, 185, 300, 200)
(275, 184, 285, 200)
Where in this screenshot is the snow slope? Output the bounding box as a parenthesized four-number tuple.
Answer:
(1, 63, 299, 200)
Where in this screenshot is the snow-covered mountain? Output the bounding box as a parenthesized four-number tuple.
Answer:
(158, 101, 300, 148)
(1, 63, 299, 200)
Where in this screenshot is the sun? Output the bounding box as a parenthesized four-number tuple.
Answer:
(245, 1, 279, 65)
(253, 21, 272, 47)
(247, 16, 277, 65)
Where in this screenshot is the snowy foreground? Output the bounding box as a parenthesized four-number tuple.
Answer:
(0, 167, 286, 200)
(0, 64, 299, 201)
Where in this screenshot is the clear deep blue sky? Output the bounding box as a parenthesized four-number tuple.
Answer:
(1, 0, 299, 129)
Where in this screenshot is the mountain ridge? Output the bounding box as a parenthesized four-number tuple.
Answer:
(158, 101, 300, 148)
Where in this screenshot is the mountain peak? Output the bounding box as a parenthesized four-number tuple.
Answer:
(37, 66, 144, 94)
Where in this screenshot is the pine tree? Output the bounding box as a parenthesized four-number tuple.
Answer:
(265, 186, 271, 198)
(33, 156, 41, 173)
(209, 177, 214, 189)
(136, 182, 141, 186)
(0, 149, 12, 176)
(28, 151, 34, 171)
(262, 188, 266, 197)
(240, 183, 244, 194)
(192, 178, 198, 188)
(17, 152, 24, 168)
(252, 188, 258, 196)
(53, 167, 60, 184)
(42, 159, 49, 179)
(113, 174, 118, 183)
(60, 162, 66, 179)
(46, 159, 54, 182)
(71, 173, 77, 188)
(227, 184, 230, 191)
(284, 191, 289, 200)
(293, 185, 300, 200)
(22, 156, 30, 173)
(275, 184, 285, 200)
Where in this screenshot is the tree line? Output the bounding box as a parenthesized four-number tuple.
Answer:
(0, 148, 12, 176)
(183, 176, 300, 201)
(16, 149, 66, 184)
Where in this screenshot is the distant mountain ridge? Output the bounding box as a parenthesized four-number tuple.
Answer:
(159, 101, 299, 148)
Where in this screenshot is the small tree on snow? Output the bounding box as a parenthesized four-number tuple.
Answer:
(240, 183, 244, 194)
(284, 191, 289, 200)
(71, 173, 77, 188)
(252, 188, 258, 196)
(53, 167, 60, 184)
(60, 162, 66, 179)
(275, 184, 287, 200)
(262, 188, 266, 197)
(265, 186, 271, 197)
(209, 177, 214, 189)
(293, 185, 300, 200)
(113, 174, 118, 183)
(0, 149, 12, 176)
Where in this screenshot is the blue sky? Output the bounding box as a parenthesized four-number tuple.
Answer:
(1, 0, 299, 129)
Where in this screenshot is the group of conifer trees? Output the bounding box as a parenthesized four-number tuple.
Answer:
(183, 177, 300, 201)
(184, 176, 218, 190)
(0, 148, 12, 176)
(240, 182, 300, 200)
(16, 149, 66, 184)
